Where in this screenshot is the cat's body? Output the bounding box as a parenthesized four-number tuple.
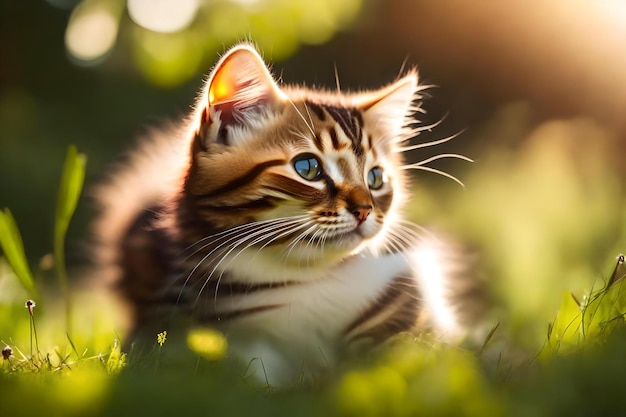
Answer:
(94, 44, 479, 385)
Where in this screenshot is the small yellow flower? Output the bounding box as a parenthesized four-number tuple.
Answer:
(106, 339, 126, 374)
(157, 331, 167, 347)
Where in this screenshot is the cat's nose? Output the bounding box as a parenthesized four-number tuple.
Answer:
(350, 205, 372, 225)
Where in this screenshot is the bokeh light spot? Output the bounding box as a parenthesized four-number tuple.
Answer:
(128, 0, 200, 33)
(133, 29, 203, 87)
(65, 2, 119, 63)
(187, 328, 228, 361)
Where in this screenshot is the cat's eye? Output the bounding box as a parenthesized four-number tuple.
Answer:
(367, 167, 385, 190)
(293, 154, 322, 181)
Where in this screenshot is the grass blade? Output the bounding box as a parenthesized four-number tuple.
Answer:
(54, 145, 87, 335)
(0, 208, 36, 296)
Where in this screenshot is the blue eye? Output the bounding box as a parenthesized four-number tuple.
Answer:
(367, 167, 385, 189)
(293, 154, 322, 181)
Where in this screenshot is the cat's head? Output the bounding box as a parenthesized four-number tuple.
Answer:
(183, 44, 421, 267)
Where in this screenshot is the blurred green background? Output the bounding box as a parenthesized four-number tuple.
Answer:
(1, 0, 626, 375)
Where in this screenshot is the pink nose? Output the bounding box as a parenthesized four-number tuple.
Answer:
(350, 205, 372, 225)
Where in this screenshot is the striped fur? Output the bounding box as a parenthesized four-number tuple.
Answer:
(94, 44, 478, 385)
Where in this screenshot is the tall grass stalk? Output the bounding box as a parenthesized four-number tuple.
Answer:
(53, 146, 86, 337)
(26, 300, 39, 358)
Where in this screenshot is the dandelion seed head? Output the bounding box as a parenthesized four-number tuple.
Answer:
(25, 299, 36, 316)
(2, 346, 12, 360)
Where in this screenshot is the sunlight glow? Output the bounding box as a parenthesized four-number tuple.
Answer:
(413, 242, 459, 337)
(208, 64, 237, 105)
(230, 0, 260, 5)
(597, 0, 626, 27)
(65, 3, 118, 63)
(128, 0, 200, 33)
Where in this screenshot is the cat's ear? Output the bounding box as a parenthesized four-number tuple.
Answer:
(359, 72, 419, 136)
(198, 45, 284, 147)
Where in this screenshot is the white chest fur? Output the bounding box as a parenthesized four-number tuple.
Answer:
(212, 249, 428, 385)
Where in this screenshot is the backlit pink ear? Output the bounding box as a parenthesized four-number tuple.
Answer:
(204, 45, 284, 140)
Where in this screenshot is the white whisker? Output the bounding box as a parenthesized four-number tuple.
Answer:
(396, 218, 433, 237)
(302, 102, 316, 133)
(407, 153, 474, 167)
(180, 221, 259, 256)
(181, 216, 306, 258)
(289, 129, 311, 142)
(284, 223, 318, 267)
(286, 97, 316, 138)
(259, 220, 315, 253)
(211, 219, 312, 299)
(306, 227, 327, 268)
(397, 132, 463, 152)
(404, 165, 466, 188)
(403, 117, 446, 139)
(177, 216, 308, 301)
(194, 218, 309, 303)
(319, 228, 330, 256)
(184, 217, 302, 270)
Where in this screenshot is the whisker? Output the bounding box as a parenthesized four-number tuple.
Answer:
(405, 117, 446, 139)
(406, 153, 474, 167)
(302, 102, 316, 134)
(380, 233, 425, 268)
(381, 233, 405, 255)
(388, 226, 420, 251)
(289, 129, 312, 142)
(319, 228, 330, 256)
(184, 217, 301, 272)
(258, 220, 315, 253)
(404, 165, 466, 188)
(284, 223, 318, 266)
(397, 131, 463, 152)
(395, 219, 432, 237)
(211, 219, 312, 299)
(284, 222, 319, 267)
(244, 220, 315, 272)
(372, 220, 428, 259)
(396, 218, 433, 237)
(180, 216, 307, 257)
(306, 227, 326, 268)
(194, 218, 311, 303)
(180, 222, 255, 257)
(286, 97, 316, 138)
(177, 216, 308, 301)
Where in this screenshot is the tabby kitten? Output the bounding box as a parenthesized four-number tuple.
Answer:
(95, 44, 474, 385)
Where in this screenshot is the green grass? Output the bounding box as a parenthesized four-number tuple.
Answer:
(2, 141, 626, 417)
(3, 277, 626, 417)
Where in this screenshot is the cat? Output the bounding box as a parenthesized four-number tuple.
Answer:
(93, 44, 481, 385)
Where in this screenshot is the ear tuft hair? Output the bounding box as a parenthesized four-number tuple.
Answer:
(360, 73, 421, 142)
